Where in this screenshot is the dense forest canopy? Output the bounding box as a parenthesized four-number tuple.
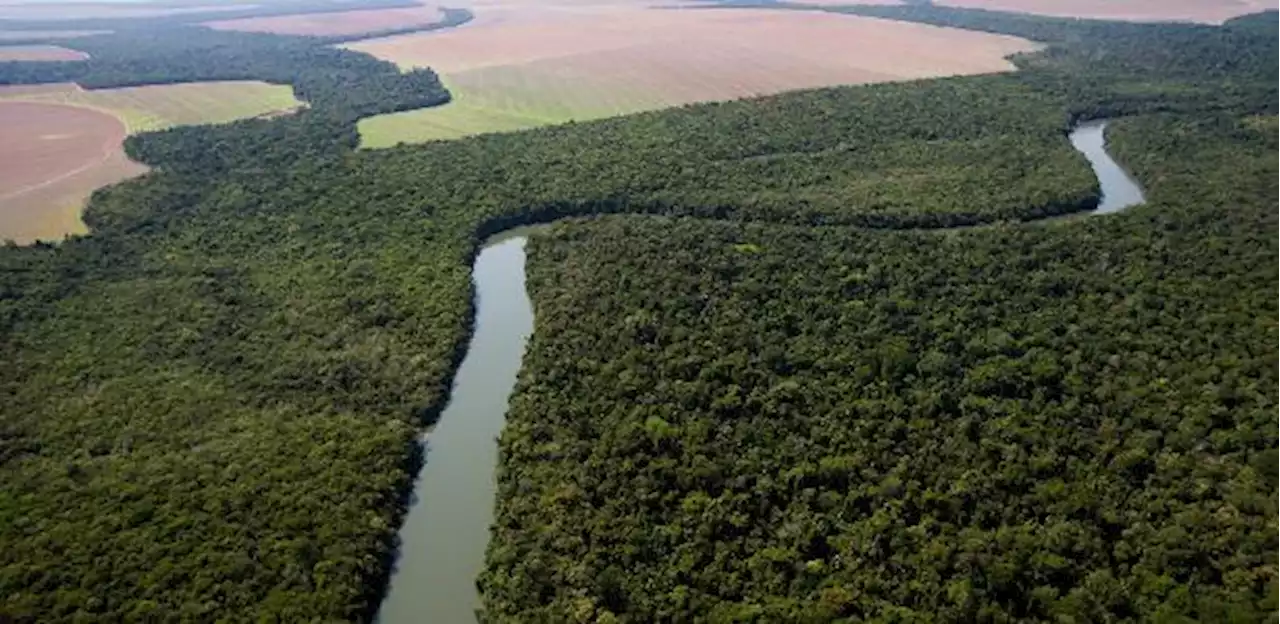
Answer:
(482, 112, 1277, 620)
(0, 2, 1275, 621)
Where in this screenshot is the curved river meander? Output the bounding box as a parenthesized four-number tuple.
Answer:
(376, 121, 1146, 622)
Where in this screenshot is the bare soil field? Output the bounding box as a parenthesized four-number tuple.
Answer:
(0, 30, 106, 41)
(0, 101, 147, 244)
(348, 7, 1037, 145)
(205, 3, 444, 36)
(0, 44, 87, 61)
(783, 0, 902, 6)
(0, 3, 249, 20)
(0, 81, 300, 242)
(936, 0, 1273, 23)
(0, 80, 301, 132)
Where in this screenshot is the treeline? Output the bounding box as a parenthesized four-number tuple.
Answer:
(481, 112, 1278, 621)
(772, 2, 1278, 120)
(318, 7, 475, 45)
(57, 27, 449, 172)
(793, 2, 1277, 78)
(0, 25, 451, 172)
(0, 27, 449, 113)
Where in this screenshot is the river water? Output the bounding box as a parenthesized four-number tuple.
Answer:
(375, 121, 1144, 623)
(376, 228, 536, 624)
(1068, 120, 1145, 213)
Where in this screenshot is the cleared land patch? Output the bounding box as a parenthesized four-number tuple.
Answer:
(0, 81, 301, 242)
(783, 0, 903, 6)
(0, 3, 250, 20)
(348, 8, 1037, 146)
(0, 30, 105, 41)
(0, 44, 87, 61)
(0, 102, 145, 244)
(0, 80, 301, 132)
(205, 3, 445, 37)
(935, 0, 1273, 23)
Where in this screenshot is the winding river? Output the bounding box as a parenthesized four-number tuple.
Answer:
(375, 121, 1145, 622)
(1069, 120, 1146, 213)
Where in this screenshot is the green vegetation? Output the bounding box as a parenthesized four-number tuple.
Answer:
(481, 112, 1277, 620)
(0, 80, 302, 133)
(356, 76, 634, 147)
(0, 2, 1274, 621)
(355, 54, 711, 146)
(0, 68, 1118, 624)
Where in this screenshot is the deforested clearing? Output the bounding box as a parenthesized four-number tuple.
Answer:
(205, 4, 446, 37)
(0, 30, 106, 41)
(0, 3, 244, 20)
(347, 8, 1037, 145)
(0, 44, 87, 61)
(936, 0, 1273, 23)
(0, 81, 302, 242)
(785, 0, 903, 6)
(0, 80, 302, 133)
(0, 101, 146, 244)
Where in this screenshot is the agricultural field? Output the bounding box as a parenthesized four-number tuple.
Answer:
(0, 2, 246, 20)
(785, 0, 903, 6)
(0, 30, 105, 41)
(0, 102, 145, 245)
(0, 44, 87, 61)
(0, 81, 301, 243)
(0, 80, 301, 134)
(935, 0, 1273, 23)
(205, 3, 446, 37)
(348, 8, 1037, 146)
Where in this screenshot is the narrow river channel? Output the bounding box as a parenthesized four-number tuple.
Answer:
(375, 121, 1145, 623)
(376, 227, 538, 623)
(1069, 120, 1146, 213)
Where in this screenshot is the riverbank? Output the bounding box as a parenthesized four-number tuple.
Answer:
(376, 119, 1147, 621)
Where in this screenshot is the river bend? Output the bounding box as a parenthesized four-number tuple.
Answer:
(376, 120, 1145, 622)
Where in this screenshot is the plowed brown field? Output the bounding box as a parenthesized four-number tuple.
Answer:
(0, 101, 147, 244)
(0, 2, 245, 20)
(785, 0, 902, 6)
(0, 44, 87, 61)
(348, 7, 1038, 145)
(937, 0, 1272, 23)
(205, 4, 445, 36)
(0, 80, 301, 243)
(0, 30, 104, 41)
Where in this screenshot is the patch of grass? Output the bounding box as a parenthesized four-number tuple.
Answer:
(0, 81, 301, 133)
(355, 55, 698, 147)
(357, 74, 622, 147)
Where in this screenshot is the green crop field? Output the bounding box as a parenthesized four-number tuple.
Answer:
(356, 69, 669, 147)
(0, 80, 302, 133)
(348, 7, 1034, 147)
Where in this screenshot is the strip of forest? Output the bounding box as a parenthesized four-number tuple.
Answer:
(0, 3, 1274, 621)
